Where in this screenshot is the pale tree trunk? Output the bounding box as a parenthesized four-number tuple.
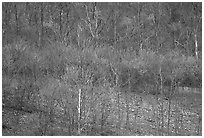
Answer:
(77, 23, 83, 47)
(194, 29, 198, 59)
(84, 4, 98, 40)
(193, 13, 201, 59)
(78, 88, 81, 135)
(93, 2, 98, 38)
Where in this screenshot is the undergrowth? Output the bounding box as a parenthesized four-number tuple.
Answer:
(2, 40, 202, 136)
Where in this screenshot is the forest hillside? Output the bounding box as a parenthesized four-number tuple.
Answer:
(2, 2, 202, 136)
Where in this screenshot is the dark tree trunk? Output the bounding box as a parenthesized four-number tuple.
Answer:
(39, 3, 44, 48)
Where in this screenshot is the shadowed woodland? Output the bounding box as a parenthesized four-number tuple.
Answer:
(2, 2, 202, 136)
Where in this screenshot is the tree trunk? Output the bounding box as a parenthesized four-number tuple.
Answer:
(186, 29, 190, 56)
(159, 66, 164, 135)
(125, 69, 131, 129)
(137, 2, 143, 50)
(78, 88, 81, 135)
(194, 29, 198, 59)
(113, 13, 117, 45)
(101, 99, 105, 132)
(39, 3, 44, 48)
(174, 82, 179, 135)
(59, 3, 62, 36)
(167, 78, 174, 135)
(25, 2, 32, 26)
(14, 3, 19, 38)
(155, 77, 160, 136)
(77, 23, 83, 47)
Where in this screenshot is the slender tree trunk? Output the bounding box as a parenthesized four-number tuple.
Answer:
(180, 107, 184, 135)
(186, 29, 190, 56)
(85, 4, 94, 39)
(155, 77, 160, 136)
(65, 3, 70, 43)
(197, 114, 202, 135)
(137, 2, 143, 50)
(174, 82, 179, 135)
(177, 82, 184, 135)
(93, 2, 97, 36)
(167, 93, 171, 135)
(194, 29, 198, 59)
(155, 8, 161, 134)
(39, 3, 44, 48)
(77, 23, 82, 47)
(167, 78, 174, 135)
(109, 63, 121, 134)
(125, 69, 131, 129)
(14, 3, 19, 38)
(101, 98, 105, 132)
(112, 6, 118, 46)
(78, 88, 81, 135)
(159, 66, 164, 135)
(59, 3, 62, 37)
(64, 100, 72, 135)
(94, 2, 99, 46)
(125, 91, 129, 128)
(114, 68, 121, 133)
(117, 89, 121, 133)
(25, 2, 31, 26)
